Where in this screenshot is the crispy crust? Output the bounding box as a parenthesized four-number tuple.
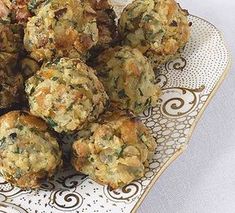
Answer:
(71, 109, 156, 189)
(119, 0, 191, 67)
(94, 46, 161, 114)
(0, 111, 62, 189)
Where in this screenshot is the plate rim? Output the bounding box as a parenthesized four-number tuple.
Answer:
(131, 14, 233, 213)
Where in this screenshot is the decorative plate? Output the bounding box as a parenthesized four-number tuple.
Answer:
(0, 1, 231, 213)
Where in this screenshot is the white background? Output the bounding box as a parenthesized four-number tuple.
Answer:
(138, 0, 235, 212)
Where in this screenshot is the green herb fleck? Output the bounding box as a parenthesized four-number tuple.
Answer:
(52, 76, 58, 81)
(18, 125, 24, 131)
(13, 146, 23, 154)
(118, 89, 128, 99)
(138, 88, 144, 96)
(117, 145, 127, 158)
(89, 156, 95, 162)
(144, 97, 152, 106)
(30, 87, 35, 95)
(67, 104, 73, 111)
(0, 137, 6, 148)
(47, 118, 58, 128)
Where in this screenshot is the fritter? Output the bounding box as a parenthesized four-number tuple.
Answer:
(71, 109, 156, 189)
(119, 0, 191, 67)
(24, 0, 99, 62)
(0, 111, 62, 189)
(25, 57, 109, 133)
(94, 46, 161, 114)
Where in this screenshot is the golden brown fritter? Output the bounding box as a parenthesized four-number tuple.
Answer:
(71, 109, 156, 189)
(24, 0, 99, 62)
(119, 0, 191, 67)
(94, 46, 161, 114)
(25, 57, 109, 133)
(0, 111, 62, 189)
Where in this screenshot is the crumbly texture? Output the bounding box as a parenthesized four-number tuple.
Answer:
(24, 0, 99, 62)
(0, 23, 23, 54)
(0, 111, 62, 189)
(10, 0, 32, 24)
(88, 0, 118, 53)
(0, 53, 24, 110)
(71, 110, 156, 189)
(19, 56, 40, 79)
(119, 0, 191, 67)
(25, 57, 109, 133)
(94, 46, 161, 114)
(0, 0, 32, 24)
(0, 0, 11, 22)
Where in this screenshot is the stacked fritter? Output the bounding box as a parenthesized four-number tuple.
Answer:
(0, 0, 191, 189)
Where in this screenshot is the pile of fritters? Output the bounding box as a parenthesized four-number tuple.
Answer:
(0, 0, 191, 189)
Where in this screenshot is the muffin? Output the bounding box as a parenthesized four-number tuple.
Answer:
(119, 0, 191, 67)
(24, 0, 99, 62)
(0, 52, 24, 110)
(71, 109, 156, 189)
(88, 0, 118, 53)
(25, 57, 109, 133)
(0, 111, 62, 189)
(94, 46, 161, 114)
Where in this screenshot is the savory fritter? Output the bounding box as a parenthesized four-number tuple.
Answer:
(25, 57, 109, 133)
(19, 56, 40, 79)
(0, 111, 62, 189)
(71, 110, 156, 189)
(88, 0, 118, 53)
(94, 46, 161, 114)
(0, 23, 23, 54)
(0, 53, 24, 110)
(119, 0, 191, 67)
(24, 0, 99, 62)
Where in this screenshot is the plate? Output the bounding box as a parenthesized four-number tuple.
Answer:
(0, 3, 231, 213)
